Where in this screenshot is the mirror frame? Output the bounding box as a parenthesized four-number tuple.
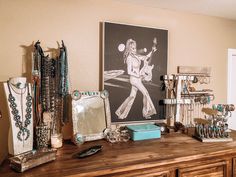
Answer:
(71, 90, 111, 143)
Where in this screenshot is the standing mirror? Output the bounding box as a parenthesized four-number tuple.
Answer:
(71, 90, 110, 144)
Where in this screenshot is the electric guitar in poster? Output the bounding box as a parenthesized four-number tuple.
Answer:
(140, 37, 157, 82)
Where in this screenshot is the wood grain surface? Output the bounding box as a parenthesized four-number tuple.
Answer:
(1, 132, 236, 177)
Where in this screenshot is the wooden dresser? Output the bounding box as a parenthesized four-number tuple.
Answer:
(1, 132, 236, 177)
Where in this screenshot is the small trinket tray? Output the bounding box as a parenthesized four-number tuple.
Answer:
(127, 124, 161, 141)
(74, 145, 103, 159)
(9, 148, 57, 172)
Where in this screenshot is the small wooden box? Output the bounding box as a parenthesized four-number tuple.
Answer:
(9, 149, 57, 172)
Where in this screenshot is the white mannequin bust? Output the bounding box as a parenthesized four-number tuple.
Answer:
(4, 77, 33, 155)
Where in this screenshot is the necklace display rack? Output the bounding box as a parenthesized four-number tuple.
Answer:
(32, 40, 69, 149)
(6, 40, 69, 172)
(0, 40, 69, 172)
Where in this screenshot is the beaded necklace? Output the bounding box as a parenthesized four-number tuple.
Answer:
(7, 81, 32, 141)
(58, 41, 69, 125)
(58, 40, 69, 97)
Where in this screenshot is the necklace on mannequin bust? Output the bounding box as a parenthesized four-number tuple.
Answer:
(9, 82, 27, 95)
(10, 81, 27, 89)
(7, 80, 32, 141)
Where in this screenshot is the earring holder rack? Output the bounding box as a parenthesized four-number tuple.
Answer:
(162, 66, 214, 127)
(162, 66, 235, 142)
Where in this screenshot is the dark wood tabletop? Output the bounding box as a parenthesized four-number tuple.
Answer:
(1, 131, 236, 177)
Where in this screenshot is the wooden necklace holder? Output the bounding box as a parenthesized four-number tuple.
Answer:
(4, 77, 33, 156)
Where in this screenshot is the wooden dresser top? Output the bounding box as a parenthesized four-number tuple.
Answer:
(1, 131, 236, 177)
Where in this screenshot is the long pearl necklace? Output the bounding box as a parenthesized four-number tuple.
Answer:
(7, 81, 32, 141)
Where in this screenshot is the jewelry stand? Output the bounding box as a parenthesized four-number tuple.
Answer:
(4, 77, 33, 156)
(0, 82, 10, 165)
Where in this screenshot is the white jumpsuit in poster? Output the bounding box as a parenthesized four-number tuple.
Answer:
(116, 39, 156, 119)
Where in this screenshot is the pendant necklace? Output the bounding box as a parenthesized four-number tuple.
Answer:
(7, 81, 32, 141)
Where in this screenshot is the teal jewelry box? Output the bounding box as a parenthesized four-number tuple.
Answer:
(127, 124, 161, 141)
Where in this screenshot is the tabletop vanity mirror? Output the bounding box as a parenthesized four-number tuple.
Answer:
(71, 90, 110, 145)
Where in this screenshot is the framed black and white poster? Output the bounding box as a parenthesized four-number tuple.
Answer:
(103, 22, 167, 124)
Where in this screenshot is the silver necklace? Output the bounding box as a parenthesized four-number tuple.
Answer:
(7, 81, 32, 141)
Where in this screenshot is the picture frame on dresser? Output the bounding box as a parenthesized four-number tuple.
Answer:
(103, 22, 168, 126)
(71, 90, 111, 144)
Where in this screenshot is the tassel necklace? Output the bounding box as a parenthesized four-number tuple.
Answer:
(7, 81, 32, 141)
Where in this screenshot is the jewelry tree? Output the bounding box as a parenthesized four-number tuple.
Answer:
(32, 41, 69, 149)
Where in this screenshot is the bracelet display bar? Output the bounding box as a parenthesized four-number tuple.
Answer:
(163, 75, 195, 81)
(163, 98, 193, 105)
(194, 136, 233, 142)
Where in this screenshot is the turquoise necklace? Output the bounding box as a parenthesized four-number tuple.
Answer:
(7, 81, 32, 141)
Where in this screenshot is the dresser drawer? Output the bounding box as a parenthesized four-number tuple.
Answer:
(178, 161, 227, 177)
(110, 168, 175, 177)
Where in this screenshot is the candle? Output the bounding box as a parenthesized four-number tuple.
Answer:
(51, 134, 63, 148)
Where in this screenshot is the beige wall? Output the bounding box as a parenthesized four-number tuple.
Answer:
(1, 0, 236, 103)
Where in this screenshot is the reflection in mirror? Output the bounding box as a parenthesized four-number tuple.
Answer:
(71, 90, 110, 145)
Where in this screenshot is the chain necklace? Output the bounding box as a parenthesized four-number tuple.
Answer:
(7, 81, 32, 141)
